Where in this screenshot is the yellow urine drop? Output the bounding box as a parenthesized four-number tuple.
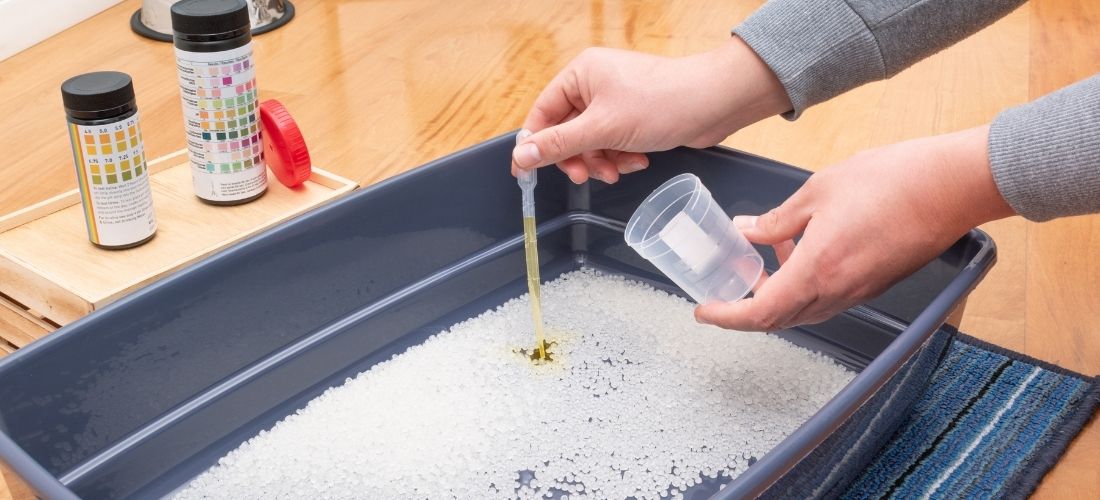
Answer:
(516, 339, 556, 364)
(523, 216, 546, 361)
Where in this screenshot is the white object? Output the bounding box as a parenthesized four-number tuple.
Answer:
(515, 131, 537, 217)
(173, 270, 852, 499)
(0, 0, 124, 62)
(626, 173, 764, 303)
(659, 211, 721, 272)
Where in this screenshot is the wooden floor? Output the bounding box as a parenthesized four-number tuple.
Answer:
(0, 0, 1096, 497)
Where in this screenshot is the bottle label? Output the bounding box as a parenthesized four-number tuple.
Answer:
(68, 113, 157, 247)
(175, 42, 267, 202)
(659, 211, 720, 273)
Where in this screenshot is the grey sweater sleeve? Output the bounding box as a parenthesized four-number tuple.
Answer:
(735, 0, 1100, 221)
(733, 0, 1027, 118)
(989, 75, 1100, 221)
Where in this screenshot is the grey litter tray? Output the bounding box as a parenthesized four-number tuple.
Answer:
(0, 132, 995, 499)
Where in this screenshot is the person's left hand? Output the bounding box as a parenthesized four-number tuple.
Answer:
(694, 125, 1015, 331)
(511, 38, 790, 184)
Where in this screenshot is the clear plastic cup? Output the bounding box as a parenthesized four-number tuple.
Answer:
(625, 173, 764, 304)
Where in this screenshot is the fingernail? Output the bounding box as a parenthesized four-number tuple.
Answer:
(590, 170, 604, 182)
(516, 128, 532, 143)
(733, 215, 758, 230)
(513, 143, 541, 168)
(619, 161, 646, 174)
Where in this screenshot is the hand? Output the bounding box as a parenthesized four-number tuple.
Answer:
(512, 37, 790, 184)
(695, 125, 1016, 331)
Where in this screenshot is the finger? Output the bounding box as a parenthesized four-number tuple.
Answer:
(558, 155, 590, 184)
(694, 249, 818, 332)
(751, 269, 769, 293)
(773, 239, 796, 266)
(511, 129, 534, 177)
(606, 150, 649, 175)
(732, 189, 813, 245)
(513, 112, 602, 170)
(521, 68, 585, 134)
(783, 303, 839, 328)
(549, 113, 587, 183)
(582, 150, 620, 184)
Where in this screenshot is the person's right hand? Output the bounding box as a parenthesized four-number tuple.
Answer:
(511, 37, 791, 184)
(694, 126, 1016, 331)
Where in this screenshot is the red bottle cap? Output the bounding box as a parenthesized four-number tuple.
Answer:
(259, 99, 312, 187)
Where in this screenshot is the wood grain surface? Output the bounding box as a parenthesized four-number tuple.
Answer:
(0, 1, 1095, 497)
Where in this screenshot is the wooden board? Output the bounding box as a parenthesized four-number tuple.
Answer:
(0, 294, 53, 349)
(0, 461, 31, 500)
(0, 150, 356, 329)
(0, 467, 8, 500)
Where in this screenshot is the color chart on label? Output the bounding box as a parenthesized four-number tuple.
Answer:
(176, 43, 267, 202)
(68, 113, 157, 247)
(196, 67, 259, 173)
(78, 120, 145, 185)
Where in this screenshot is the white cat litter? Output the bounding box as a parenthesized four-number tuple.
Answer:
(175, 269, 854, 499)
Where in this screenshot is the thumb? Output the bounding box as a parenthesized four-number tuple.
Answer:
(512, 114, 602, 170)
(694, 246, 817, 331)
(733, 191, 813, 245)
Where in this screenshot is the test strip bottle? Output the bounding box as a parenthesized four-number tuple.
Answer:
(62, 71, 157, 249)
(171, 0, 267, 205)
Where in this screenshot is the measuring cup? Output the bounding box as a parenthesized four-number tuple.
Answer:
(625, 173, 764, 304)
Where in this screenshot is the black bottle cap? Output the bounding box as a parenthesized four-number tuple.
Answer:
(61, 71, 136, 120)
(171, 0, 250, 39)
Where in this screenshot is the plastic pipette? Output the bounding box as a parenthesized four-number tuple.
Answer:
(518, 169, 537, 217)
(518, 159, 547, 361)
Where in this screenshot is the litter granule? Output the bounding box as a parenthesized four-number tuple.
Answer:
(175, 269, 854, 499)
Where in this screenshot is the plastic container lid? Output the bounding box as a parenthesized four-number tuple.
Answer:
(61, 71, 136, 120)
(259, 99, 312, 187)
(171, 0, 250, 37)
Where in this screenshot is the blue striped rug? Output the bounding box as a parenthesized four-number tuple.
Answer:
(842, 334, 1100, 499)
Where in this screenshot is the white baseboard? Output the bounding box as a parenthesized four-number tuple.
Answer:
(0, 0, 126, 62)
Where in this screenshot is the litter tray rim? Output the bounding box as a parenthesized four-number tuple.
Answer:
(720, 234, 996, 497)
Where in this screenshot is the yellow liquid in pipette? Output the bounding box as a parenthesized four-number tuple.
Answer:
(523, 216, 547, 361)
